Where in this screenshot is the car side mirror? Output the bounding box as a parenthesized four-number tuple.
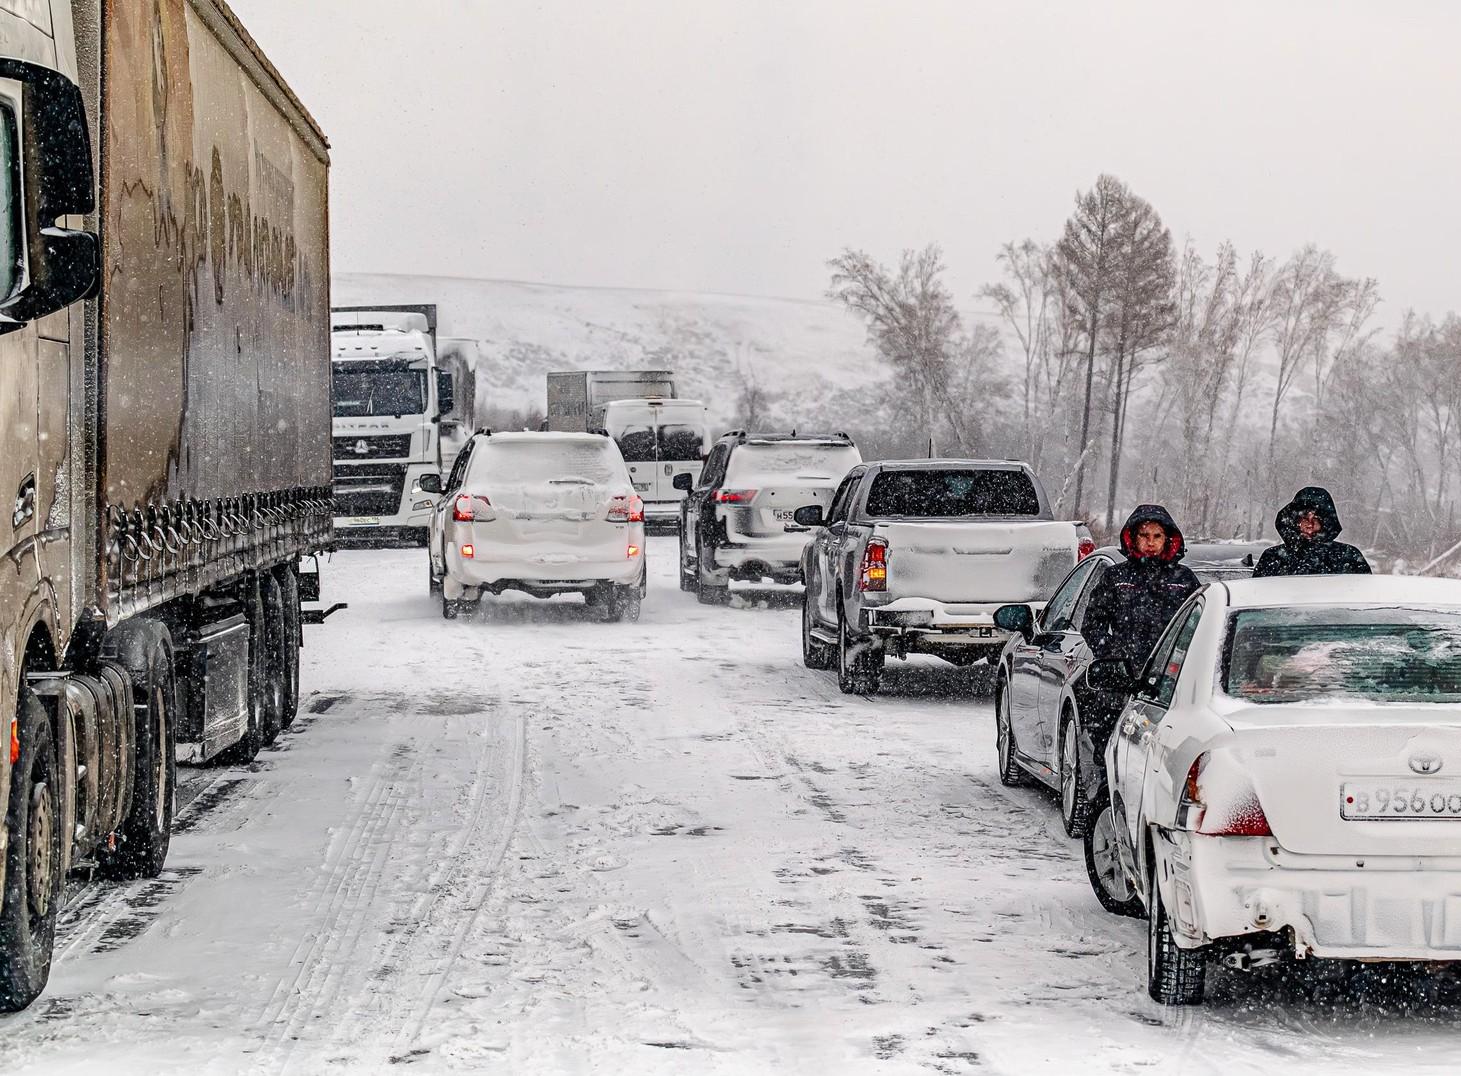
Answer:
(0, 60, 98, 334)
(793, 505, 825, 528)
(416, 473, 442, 495)
(1087, 658, 1134, 693)
(672, 473, 693, 492)
(993, 603, 1033, 638)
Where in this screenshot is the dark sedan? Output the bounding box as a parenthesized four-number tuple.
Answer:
(990, 541, 1267, 913)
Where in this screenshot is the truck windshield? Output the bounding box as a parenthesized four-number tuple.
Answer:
(865, 468, 1041, 517)
(332, 368, 426, 417)
(1223, 606, 1461, 704)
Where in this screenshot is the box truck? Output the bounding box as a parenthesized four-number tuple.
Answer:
(331, 304, 454, 545)
(0, 0, 333, 1009)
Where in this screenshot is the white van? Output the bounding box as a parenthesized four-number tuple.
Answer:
(603, 398, 711, 528)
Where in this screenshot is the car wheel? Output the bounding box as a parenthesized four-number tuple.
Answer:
(678, 530, 697, 593)
(837, 604, 881, 695)
(995, 678, 1026, 787)
(605, 584, 642, 623)
(1082, 792, 1144, 918)
(801, 590, 834, 670)
(1147, 855, 1207, 1005)
(1059, 715, 1093, 837)
(442, 598, 459, 620)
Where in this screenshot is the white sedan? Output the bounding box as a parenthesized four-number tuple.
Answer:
(425, 431, 647, 621)
(1094, 575, 1461, 1005)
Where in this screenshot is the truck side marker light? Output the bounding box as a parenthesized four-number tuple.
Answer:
(9, 716, 16, 764)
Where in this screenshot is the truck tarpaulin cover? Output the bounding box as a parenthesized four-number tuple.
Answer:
(101, 0, 331, 512)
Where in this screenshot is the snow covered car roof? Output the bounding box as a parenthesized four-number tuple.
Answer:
(478, 431, 608, 445)
(1220, 574, 1461, 610)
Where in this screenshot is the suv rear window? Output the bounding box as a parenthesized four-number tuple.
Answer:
(864, 468, 1040, 517)
(724, 443, 861, 484)
(470, 438, 626, 485)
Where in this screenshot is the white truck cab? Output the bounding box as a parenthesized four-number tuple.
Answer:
(331, 308, 453, 545)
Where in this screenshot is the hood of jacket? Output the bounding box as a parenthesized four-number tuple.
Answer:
(1276, 486, 1343, 545)
(1118, 503, 1186, 563)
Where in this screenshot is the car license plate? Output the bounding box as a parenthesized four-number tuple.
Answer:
(1340, 781, 1461, 820)
(340, 516, 381, 527)
(774, 509, 797, 522)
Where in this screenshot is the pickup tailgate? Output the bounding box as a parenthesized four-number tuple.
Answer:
(874, 520, 1077, 603)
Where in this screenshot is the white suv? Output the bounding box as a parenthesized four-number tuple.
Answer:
(425, 432, 647, 620)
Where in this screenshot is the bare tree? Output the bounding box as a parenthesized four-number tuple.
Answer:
(1052, 175, 1128, 512)
(979, 240, 1055, 464)
(1099, 190, 1176, 528)
(828, 245, 963, 451)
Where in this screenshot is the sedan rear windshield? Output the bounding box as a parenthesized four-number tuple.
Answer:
(1223, 606, 1461, 704)
(470, 439, 626, 486)
(864, 468, 1041, 518)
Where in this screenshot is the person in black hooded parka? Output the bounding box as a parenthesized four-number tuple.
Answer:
(1082, 504, 1201, 672)
(1254, 486, 1371, 578)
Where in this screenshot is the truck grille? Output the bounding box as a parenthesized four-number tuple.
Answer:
(334, 463, 408, 516)
(333, 434, 413, 460)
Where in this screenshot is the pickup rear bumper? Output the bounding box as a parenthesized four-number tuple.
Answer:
(863, 599, 1045, 638)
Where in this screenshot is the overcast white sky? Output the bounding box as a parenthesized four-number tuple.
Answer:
(232, 0, 1461, 317)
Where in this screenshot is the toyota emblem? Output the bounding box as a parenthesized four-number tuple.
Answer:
(353, 439, 370, 456)
(1409, 753, 1444, 776)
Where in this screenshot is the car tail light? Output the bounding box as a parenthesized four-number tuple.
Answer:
(858, 538, 889, 592)
(627, 544, 641, 558)
(453, 494, 495, 522)
(713, 489, 758, 505)
(460, 543, 475, 559)
(1077, 537, 1096, 561)
(607, 494, 645, 523)
(1180, 754, 1273, 836)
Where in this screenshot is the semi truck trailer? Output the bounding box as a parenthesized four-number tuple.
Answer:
(0, 0, 333, 1010)
(331, 304, 453, 545)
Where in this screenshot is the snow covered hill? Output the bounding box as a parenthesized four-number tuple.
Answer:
(331, 273, 889, 433)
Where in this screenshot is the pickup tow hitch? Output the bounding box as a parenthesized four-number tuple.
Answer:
(1222, 947, 1282, 971)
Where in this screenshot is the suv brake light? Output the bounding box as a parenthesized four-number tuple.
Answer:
(607, 494, 645, 523)
(453, 494, 494, 523)
(713, 489, 758, 505)
(1180, 754, 1273, 836)
(1078, 537, 1096, 561)
(857, 538, 889, 592)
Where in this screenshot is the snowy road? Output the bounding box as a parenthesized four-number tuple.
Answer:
(2, 538, 1460, 1073)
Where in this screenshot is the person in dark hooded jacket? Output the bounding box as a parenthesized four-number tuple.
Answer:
(1254, 486, 1371, 578)
(1082, 505, 1201, 672)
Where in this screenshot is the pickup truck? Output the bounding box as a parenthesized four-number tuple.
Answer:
(796, 460, 1090, 694)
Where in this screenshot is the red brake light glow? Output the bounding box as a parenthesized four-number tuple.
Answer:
(608, 495, 645, 523)
(453, 494, 494, 523)
(713, 489, 758, 505)
(460, 543, 475, 559)
(1078, 537, 1096, 561)
(1181, 755, 1273, 837)
(627, 544, 641, 558)
(858, 538, 889, 592)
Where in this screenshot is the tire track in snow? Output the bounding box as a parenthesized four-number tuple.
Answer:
(389, 707, 527, 1056)
(255, 742, 421, 1065)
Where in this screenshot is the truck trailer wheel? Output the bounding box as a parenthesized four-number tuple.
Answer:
(277, 566, 302, 729)
(0, 689, 63, 1011)
(219, 584, 272, 764)
(98, 634, 177, 881)
(257, 575, 289, 747)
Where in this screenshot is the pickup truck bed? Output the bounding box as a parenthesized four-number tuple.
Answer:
(800, 460, 1084, 694)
